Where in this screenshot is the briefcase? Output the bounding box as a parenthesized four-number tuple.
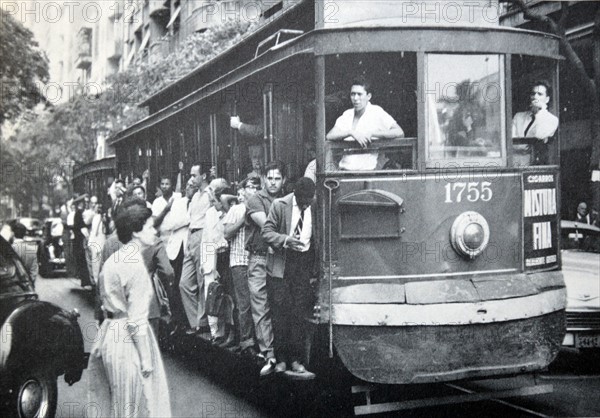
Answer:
(206, 280, 224, 316)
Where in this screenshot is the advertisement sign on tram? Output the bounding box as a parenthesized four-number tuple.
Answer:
(522, 172, 559, 270)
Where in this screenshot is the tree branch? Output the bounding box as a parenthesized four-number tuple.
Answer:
(510, 0, 596, 95)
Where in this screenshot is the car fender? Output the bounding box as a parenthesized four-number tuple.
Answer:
(0, 300, 86, 383)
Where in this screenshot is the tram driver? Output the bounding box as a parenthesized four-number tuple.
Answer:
(326, 76, 404, 171)
(512, 80, 559, 165)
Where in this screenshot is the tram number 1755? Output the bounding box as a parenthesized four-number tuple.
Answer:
(445, 182, 493, 203)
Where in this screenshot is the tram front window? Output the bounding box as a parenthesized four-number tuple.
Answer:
(325, 52, 417, 172)
(426, 54, 504, 165)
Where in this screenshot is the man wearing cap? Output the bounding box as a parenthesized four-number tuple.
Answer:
(262, 177, 317, 379)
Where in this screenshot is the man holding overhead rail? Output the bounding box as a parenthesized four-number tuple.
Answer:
(326, 75, 404, 171)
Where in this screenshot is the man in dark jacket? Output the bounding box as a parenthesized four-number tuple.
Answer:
(262, 177, 316, 379)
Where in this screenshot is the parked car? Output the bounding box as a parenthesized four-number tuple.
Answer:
(38, 218, 66, 277)
(6, 218, 44, 239)
(5, 217, 65, 278)
(561, 220, 600, 356)
(0, 236, 87, 417)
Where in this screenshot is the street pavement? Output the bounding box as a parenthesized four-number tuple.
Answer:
(36, 275, 600, 417)
(35, 275, 267, 418)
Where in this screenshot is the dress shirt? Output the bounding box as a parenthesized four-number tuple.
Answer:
(201, 207, 228, 275)
(288, 196, 312, 252)
(151, 193, 182, 218)
(304, 159, 316, 182)
(188, 190, 211, 230)
(512, 107, 558, 140)
(161, 195, 190, 260)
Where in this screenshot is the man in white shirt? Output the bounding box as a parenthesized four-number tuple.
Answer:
(157, 178, 196, 332)
(512, 81, 559, 165)
(326, 76, 404, 171)
(152, 175, 182, 232)
(512, 81, 559, 141)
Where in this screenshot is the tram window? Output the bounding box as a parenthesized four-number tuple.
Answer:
(324, 52, 417, 172)
(426, 54, 504, 165)
(510, 56, 559, 166)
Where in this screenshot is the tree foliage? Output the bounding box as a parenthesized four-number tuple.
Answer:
(0, 8, 49, 131)
(2, 19, 256, 215)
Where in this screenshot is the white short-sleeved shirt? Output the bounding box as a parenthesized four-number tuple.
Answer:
(334, 103, 398, 170)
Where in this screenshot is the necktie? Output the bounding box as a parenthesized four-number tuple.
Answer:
(294, 209, 304, 238)
(524, 113, 536, 137)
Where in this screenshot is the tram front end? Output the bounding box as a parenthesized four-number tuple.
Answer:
(320, 166, 566, 385)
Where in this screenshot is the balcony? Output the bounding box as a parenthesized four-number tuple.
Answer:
(150, 0, 170, 18)
(74, 27, 92, 69)
(107, 39, 123, 60)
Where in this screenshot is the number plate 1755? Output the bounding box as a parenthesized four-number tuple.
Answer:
(445, 182, 492, 203)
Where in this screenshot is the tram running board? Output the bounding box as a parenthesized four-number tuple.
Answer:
(352, 382, 553, 415)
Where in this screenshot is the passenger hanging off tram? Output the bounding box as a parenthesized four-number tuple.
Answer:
(326, 76, 404, 171)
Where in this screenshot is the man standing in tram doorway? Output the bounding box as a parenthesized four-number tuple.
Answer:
(244, 161, 286, 376)
(262, 177, 317, 380)
(512, 80, 559, 165)
(179, 165, 212, 334)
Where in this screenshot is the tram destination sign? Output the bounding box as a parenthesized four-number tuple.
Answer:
(522, 173, 559, 270)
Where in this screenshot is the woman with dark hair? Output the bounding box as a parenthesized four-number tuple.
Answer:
(88, 202, 171, 417)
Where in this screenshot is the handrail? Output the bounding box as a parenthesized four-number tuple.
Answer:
(327, 137, 417, 150)
(255, 29, 304, 58)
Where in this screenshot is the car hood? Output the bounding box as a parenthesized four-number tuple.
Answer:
(562, 250, 600, 310)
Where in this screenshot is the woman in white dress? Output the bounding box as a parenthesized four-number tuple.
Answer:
(88, 200, 171, 417)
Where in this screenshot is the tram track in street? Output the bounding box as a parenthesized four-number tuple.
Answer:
(445, 383, 551, 418)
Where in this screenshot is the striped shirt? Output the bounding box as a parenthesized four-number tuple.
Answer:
(222, 203, 249, 267)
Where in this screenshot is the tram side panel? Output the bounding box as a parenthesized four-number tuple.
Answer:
(318, 169, 566, 384)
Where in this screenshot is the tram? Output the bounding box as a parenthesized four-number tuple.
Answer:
(108, 0, 566, 387)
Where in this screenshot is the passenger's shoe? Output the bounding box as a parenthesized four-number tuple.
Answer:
(275, 361, 287, 373)
(185, 327, 199, 336)
(260, 358, 276, 377)
(217, 331, 236, 348)
(285, 361, 316, 380)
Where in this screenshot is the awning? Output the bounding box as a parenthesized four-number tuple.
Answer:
(166, 6, 181, 29)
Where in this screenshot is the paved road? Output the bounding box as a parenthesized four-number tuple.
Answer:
(36, 276, 267, 418)
(36, 275, 600, 417)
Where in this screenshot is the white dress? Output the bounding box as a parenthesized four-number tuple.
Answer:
(88, 245, 171, 418)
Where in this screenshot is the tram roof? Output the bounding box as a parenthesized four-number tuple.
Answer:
(109, 25, 560, 147)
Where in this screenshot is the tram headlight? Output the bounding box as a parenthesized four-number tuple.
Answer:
(450, 211, 490, 259)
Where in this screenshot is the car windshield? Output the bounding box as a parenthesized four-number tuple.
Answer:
(20, 218, 42, 231)
(561, 221, 600, 253)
